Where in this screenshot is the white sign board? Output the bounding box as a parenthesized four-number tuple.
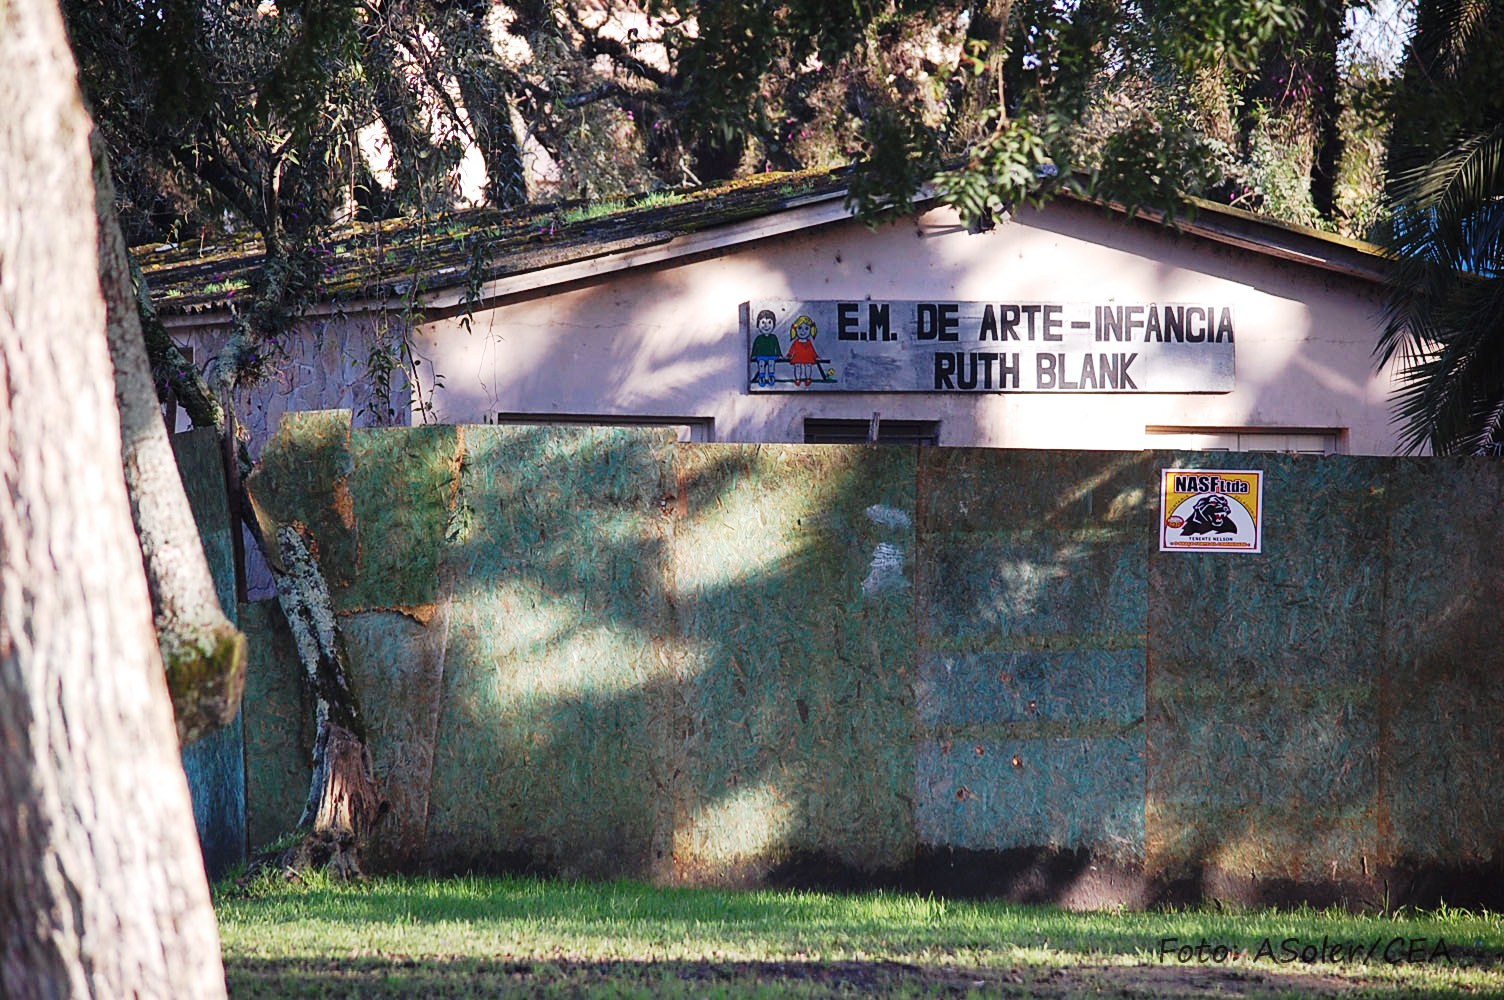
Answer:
(744, 299, 1235, 393)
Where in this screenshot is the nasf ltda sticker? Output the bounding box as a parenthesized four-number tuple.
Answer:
(1160, 469, 1263, 553)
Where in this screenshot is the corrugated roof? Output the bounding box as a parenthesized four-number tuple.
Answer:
(137, 167, 1390, 318)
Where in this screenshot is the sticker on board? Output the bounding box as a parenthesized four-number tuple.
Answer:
(1160, 469, 1263, 553)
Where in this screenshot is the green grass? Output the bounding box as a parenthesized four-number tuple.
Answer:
(561, 190, 690, 224)
(216, 874, 1504, 998)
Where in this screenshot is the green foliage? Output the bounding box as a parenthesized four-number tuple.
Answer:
(67, 1, 1406, 418)
(1379, 125, 1504, 454)
(1378, 0, 1504, 454)
(561, 190, 690, 223)
(931, 117, 1071, 227)
(1241, 108, 1322, 227)
(844, 0, 1393, 235)
(1144, 0, 1307, 74)
(844, 104, 947, 225)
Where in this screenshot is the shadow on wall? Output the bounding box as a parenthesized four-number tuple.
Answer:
(245, 416, 922, 888)
(239, 413, 1504, 908)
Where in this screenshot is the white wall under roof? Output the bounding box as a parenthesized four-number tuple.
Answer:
(401, 197, 1399, 454)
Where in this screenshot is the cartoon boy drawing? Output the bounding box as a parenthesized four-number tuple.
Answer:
(749, 309, 783, 387)
(787, 314, 820, 387)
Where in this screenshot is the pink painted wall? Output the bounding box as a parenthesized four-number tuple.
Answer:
(170, 198, 1400, 455)
(408, 199, 1398, 453)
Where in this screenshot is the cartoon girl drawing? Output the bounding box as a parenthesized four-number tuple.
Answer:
(787, 314, 820, 387)
(749, 309, 783, 387)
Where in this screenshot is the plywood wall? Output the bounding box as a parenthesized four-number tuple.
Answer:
(238, 413, 1504, 903)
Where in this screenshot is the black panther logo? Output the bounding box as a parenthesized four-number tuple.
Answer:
(1180, 493, 1236, 535)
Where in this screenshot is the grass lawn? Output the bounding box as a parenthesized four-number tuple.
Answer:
(216, 874, 1504, 998)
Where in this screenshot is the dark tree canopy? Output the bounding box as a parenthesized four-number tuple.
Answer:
(1376, 0, 1504, 455)
(61, 0, 1407, 412)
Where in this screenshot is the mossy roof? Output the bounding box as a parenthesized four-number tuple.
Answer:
(136, 168, 849, 316)
(137, 166, 1389, 318)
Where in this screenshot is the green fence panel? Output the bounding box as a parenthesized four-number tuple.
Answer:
(420, 426, 676, 876)
(914, 449, 1152, 863)
(1147, 453, 1385, 882)
(1380, 459, 1504, 866)
(235, 417, 1504, 895)
(174, 428, 247, 878)
(667, 444, 917, 878)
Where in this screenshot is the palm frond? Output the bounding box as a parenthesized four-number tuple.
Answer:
(1379, 122, 1504, 453)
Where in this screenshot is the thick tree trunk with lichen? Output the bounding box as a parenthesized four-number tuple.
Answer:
(94, 130, 248, 746)
(0, 1, 228, 994)
(263, 522, 383, 877)
(143, 267, 382, 875)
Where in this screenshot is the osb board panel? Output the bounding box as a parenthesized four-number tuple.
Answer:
(1147, 454, 1386, 881)
(668, 444, 918, 876)
(1380, 460, 1504, 865)
(917, 650, 1145, 728)
(239, 600, 312, 851)
(339, 424, 462, 612)
(238, 418, 1504, 886)
(914, 450, 1149, 861)
(183, 717, 247, 879)
(916, 450, 1157, 651)
(173, 429, 246, 877)
(916, 737, 1144, 857)
(247, 410, 357, 589)
(172, 428, 238, 619)
(420, 426, 677, 876)
(340, 611, 447, 869)
(918, 448, 1160, 536)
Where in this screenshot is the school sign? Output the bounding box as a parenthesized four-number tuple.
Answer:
(743, 299, 1236, 393)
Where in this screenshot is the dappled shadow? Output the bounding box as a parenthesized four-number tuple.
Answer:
(229, 190, 1504, 910)
(247, 422, 924, 886)
(241, 414, 1504, 910)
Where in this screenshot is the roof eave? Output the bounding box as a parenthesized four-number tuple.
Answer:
(158, 179, 1391, 329)
(1078, 193, 1391, 286)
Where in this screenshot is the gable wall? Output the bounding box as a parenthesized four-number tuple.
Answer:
(407, 198, 1398, 453)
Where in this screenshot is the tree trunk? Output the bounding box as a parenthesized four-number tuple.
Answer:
(0, 1, 228, 996)
(261, 522, 383, 877)
(948, 0, 1016, 145)
(94, 130, 248, 747)
(1307, 0, 1346, 223)
(131, 252, 226, 432)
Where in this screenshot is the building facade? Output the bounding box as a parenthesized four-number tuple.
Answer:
(150, 173, 1399, 455)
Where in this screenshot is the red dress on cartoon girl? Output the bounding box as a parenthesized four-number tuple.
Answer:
(787, 314, 820, 386)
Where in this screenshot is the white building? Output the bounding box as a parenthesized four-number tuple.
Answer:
(144, 169, 1398, 455)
